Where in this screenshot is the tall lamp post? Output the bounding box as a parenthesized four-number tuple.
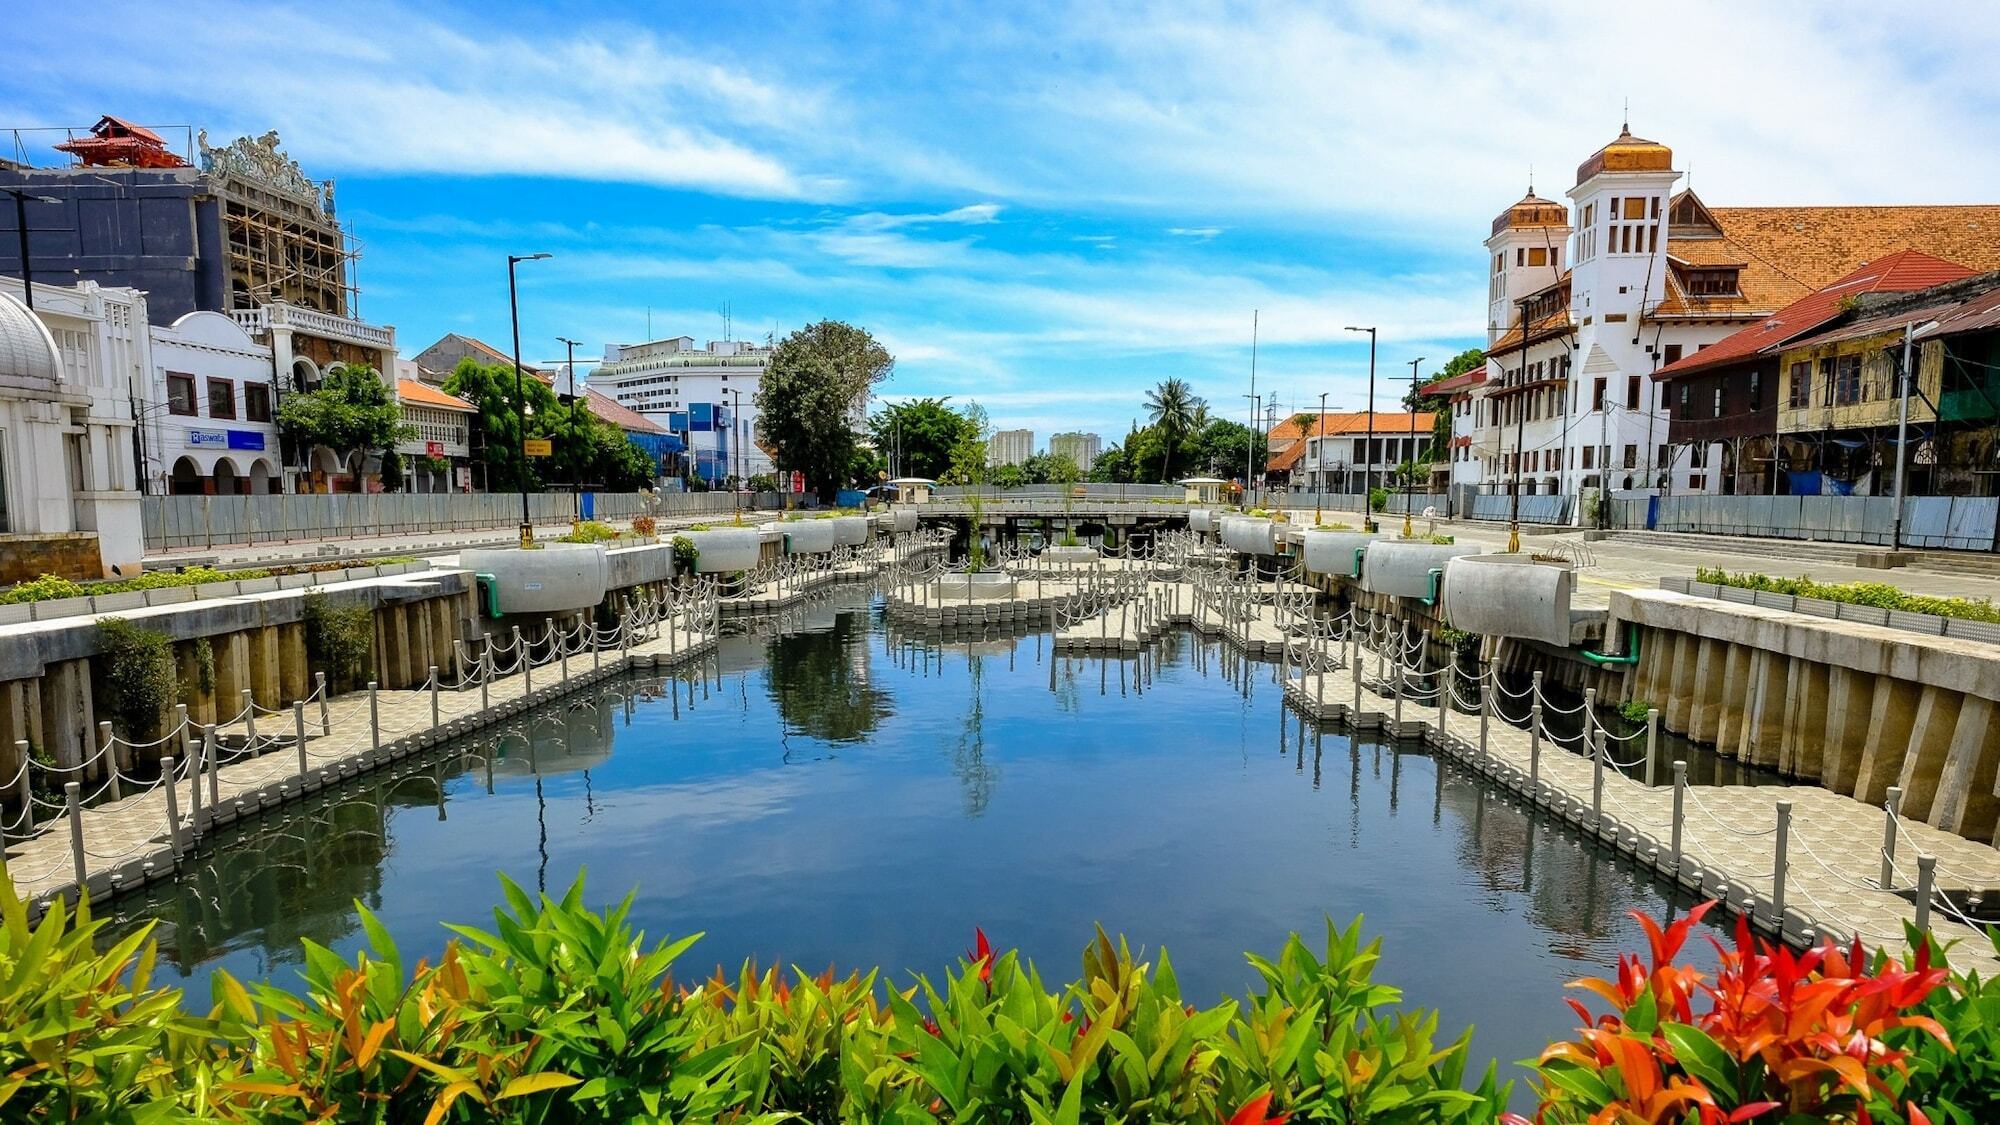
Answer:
(4, 189, 62, 311)
(1315, 390, 1329, 525)
(729, 387, 744, 519)
(1241, 391, 1261, 510)
(1404, 357, 1425, 537)
(1344, 326, 1378, 530)
(556, 335, 583, 527)
(507, 252, 551, 548)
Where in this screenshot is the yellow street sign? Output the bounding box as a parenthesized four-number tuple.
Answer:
(524, 438, 553, 457)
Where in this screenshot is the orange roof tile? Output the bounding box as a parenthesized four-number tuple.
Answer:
(582, 387, 667, 434)
(1652, 199, 2000, 320)
(1654, 249, 1976, 381)
(396, 378, 475, 412)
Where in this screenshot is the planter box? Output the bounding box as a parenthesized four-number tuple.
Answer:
(459, 543, 609, 614)
(1300, 529, 1374, 576)
(831, 516, 869, 547)
(1220, 516, 1277, 555)
(682, 528, 762, 573)
(1042, 545, 1097, 564)
(782, 519, 836, 555)
(935, 572, 1017, 601)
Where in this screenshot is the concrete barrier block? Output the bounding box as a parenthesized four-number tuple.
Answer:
(91, 591, 149, 613)
(237, 576, 281, 595)
(30, 596, 95, 620)
(0, 604, 32, 625)
(1441, 555, 1573, 647)
(278, 573, 316, 589)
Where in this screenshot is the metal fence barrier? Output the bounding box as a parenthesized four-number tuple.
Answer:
(141, 491, 756, 550)
(1609, 494, 1999, 551)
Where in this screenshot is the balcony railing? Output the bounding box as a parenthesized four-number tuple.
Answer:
(232, 302, 394, 349)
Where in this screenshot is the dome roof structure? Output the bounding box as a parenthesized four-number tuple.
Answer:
(0, 292, 62, 384)
(1491, 188, 1569, 237)
(1575, 125, 1673, 185)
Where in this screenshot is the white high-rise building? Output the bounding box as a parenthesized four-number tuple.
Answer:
(591, 337, 773, 484)
(989, 428, 1033, 466)
(1049, 431, 1101, 470)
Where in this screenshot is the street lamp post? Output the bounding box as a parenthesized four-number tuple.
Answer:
(1344, 326, 1378, 531)
(557, 335, 582, 528)
(1315, 391, 1329, 524)
(4, 189, 62, 312)
(507, 252, 551, 548)
(1241, 392, 1261, 511)
(1404, 357, 1425, 538)
(729, 387, 744, 519)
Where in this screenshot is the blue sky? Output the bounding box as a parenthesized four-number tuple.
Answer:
(6, 1, 1998, 444)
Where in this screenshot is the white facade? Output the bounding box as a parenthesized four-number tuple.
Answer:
(1298, 417, 1434, 493)
(591, 336, 774, 482)
(989, 428, 1033, 467)
(148, 310, 280, 495)
(0, 281, 146, 576)
(1471, 129, 1749, 509)
(1049, 431, 1101, 470)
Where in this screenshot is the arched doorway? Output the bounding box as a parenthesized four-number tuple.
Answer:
(212, 456, 241, 496)
(291, 356, 319, 392)
(247, 458, 274, 494)
(306, 446, 341, 494)
(169, 456, 203, 495)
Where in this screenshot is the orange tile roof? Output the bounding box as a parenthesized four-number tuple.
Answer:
(1654, 249, 1976, 381)
(1423, 365, 1486, 395)
(1653, 199, 2000, 320)
(582, 387, 667, 434)
(396, 378, 475, 412)
(1265, 410, 1437, 472)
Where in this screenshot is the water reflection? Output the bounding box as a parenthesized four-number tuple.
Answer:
(102, 598, 1721, 1096)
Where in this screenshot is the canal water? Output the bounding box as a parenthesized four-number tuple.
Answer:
(103, 588, 1724, 1095)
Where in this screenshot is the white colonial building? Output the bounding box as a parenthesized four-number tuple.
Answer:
(148, 310, 281, 495)
(590, 337, 774, 484)
(0, 282, 145, 578)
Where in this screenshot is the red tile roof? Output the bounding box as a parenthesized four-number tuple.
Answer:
(582, 387, 667, 434)
(396, 378, 476, 412)
(1653, 249, 1975, 381)
(1423, 365, 1486, 395)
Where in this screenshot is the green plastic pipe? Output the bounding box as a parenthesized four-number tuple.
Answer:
(1581, 622, 1641, 666)
(475, 573, 502, 619)
(1420, 566, 1444, 606)
(1350, 547, 1366, 579)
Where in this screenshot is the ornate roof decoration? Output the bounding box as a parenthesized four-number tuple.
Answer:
(198, 129, 336, 217)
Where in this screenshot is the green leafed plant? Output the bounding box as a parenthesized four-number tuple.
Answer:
(96, 617, 179, 741)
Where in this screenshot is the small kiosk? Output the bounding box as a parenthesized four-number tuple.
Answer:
(1178, 476, 1228, 505)
(887, 477, 937, 504)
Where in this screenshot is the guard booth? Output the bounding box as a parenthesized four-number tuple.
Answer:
(1179, 476, 1228, 504)
(887, 477, 937, 504)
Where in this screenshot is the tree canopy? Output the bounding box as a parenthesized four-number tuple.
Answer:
(868, 397, 977, 481)
(276, 364, 410, 466)
(757, 320, 892, 498)
(1406, 346, 1484, 454)
(443, 358, 657, 492)
(1144, 378, 1205, 482)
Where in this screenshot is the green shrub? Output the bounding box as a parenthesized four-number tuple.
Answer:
(0, 573, 87, 604)
(95, 617, 178, 740)
(556, 520, 620, 544)
(671, 535, 699, 574)
(1369, 486, 1390, 512)
(1617, 698, 1653, 724)
(1694, 567, 2000, 623)
(302, 591, 374, 692)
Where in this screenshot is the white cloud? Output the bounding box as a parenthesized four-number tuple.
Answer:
(1166, 227, 1222, 240)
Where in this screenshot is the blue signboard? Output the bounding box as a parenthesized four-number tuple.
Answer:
(227, 430, 265, 451)
(667, 411, 689, 433)
(690, 402, 713, 432)
(187, 429, 227, 448)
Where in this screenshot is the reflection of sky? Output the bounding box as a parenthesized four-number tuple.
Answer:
(106, 603, 1723, 1094)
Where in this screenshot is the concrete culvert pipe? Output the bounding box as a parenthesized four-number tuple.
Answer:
(783, 519, 836, 555)
(1220, 515, 1278, 556)
(1441, 555, 1576, 647)
(459, 543, 609, 615)
(831, 515, 869, 547)
(1189, 508, 1215, 534)
(1301, 529, 1377, 576)
(1358, 540, 1476, 600)
(892, 507, 919, 533)
(684, 527, 762, 573)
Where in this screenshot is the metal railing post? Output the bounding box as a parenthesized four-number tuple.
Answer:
(1478, 666, 1491, 755)
(1437, 664, 1450, 740)
(98, 721, 120, 802)
(1670, 761, 1687, 877)
(368, 682, 381, 751)
(203, 725, 219, 808)
(10, 740, 30, 832)
(520, 625, 533, 694)
(242, 689, 257, 747)
(1915, 855, 1937, 932)
(1880, 786, 1903, 889)
(430, 666, 441, 728)
(1529, 704, 1542, 795)
(480, 644, 491, 709)
(1772, 800, 1792, 929)
(65, 781, 86, 887)
(1645, 707, 1660, 787)
(161, 754, 184, 856)
(1586, 687, 1603, 822)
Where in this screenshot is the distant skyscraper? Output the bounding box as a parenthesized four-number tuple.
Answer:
(1049, 431, 1102, 469)
(988, 428, 1034, 466)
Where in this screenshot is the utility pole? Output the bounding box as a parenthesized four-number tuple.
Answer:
(507, 252, 551, 548)
(1345, 326, 1378, 531)
(1246, 310, 1259, 510)
(557, 336, 582, 527)
(1405, 357, 1424, 537)
(1890, 321, 1920, 550)
(1315, 391, 1329, 524)
(5, 189, 61, 312)
(730, 387, 744, 518)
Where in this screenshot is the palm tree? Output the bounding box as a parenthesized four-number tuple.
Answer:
(1145, 378, 1203, 483)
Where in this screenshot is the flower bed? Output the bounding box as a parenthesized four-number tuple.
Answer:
(1694, 567, 2000, 624)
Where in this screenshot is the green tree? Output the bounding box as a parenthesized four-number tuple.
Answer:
(757, 320, 892, 499)
(869, 397, 976, 481)
(444, 357, 555, 491)
(1018, 451, 1066, 485)
(1188, 418, 1258, 480)
(1407, 346, 1483, 454)
(1144, 378, 1204, 482)
(990, 462, 1025, 488)
(276, 364, 411, 483)
(941, 401, 991, 486)
(1088, 443, 1132, 483)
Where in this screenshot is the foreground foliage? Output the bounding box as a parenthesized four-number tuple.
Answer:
(7, 869, 1995, 1123)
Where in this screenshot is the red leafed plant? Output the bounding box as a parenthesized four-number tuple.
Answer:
(1224, 1091, 1290, 1125)
(1511, 900, 1952, 1125)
